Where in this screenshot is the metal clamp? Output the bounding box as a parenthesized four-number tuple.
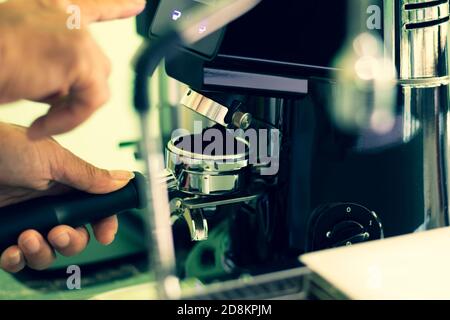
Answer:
(180, 89, 253, 129)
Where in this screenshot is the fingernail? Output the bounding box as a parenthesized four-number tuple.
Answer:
(110, 170, 135, 181)
(23, 236, 40, 254)
(105, 233, 116, 246)
(7, 251, 21, 266)
(53, 232, 70, 249)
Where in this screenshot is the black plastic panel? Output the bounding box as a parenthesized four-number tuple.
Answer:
(149, 0, 225, 59)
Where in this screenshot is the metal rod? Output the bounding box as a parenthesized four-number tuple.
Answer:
(139, 111, 180, 300)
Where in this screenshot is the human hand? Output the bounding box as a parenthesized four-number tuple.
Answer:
(0, 0, 146, 139)
(0, 122, 134, 272)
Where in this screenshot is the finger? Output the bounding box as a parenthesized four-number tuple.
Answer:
(92, 215, 118, 245)
(18, 230, 56, 271)
(37, 92, 69, 106)
(47, 225, 90, 257)
(0, 246, 26, 273)
(28, 73, 110, 139)
(49, 146, 134, 194)
(72, 0, 146, 23)
(28, 35, 112, 139)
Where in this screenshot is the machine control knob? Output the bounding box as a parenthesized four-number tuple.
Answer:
(327, 220, 370, 247)
(306, 203, 383, 252)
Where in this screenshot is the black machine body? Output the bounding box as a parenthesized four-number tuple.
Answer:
(137, 0, 428, 278)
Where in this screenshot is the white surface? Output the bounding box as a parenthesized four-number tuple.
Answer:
(91, 283, 154, 300)
(301, 227, 450, 300)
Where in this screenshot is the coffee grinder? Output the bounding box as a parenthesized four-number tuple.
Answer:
(134, 0, 450, 283)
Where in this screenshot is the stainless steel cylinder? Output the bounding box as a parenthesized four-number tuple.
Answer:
(388, 0, 450, 229)
(402, 84, 450, 228)
(399, 0, 449, 79)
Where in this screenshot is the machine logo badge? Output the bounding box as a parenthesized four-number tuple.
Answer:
(172, 10, 182, 21)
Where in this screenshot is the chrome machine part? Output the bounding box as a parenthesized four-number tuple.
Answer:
(392, 0, 450, 229)
(180, 192, 261, 210)
(165, 135, 250, 196)
(232, 111, 253, 130)
(180, 89, 229, 127)
(403, 84, 450, 229)
(159, 169, 179, 191)
(163, 128, 261, 242)
(182, 208, 209, 241)
(174, 171, 243, 196)
(170, 191, 262, 242)
(399, 0, 449, 80)
(180, 89, 253, 129)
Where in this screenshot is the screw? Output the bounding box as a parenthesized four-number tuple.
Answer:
(232, 112, 253, 129)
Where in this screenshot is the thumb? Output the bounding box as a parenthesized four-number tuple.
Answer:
(52, 148, 135, 194)
(71, 0, 147, 23)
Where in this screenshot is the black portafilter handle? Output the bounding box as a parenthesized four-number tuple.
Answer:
(0, 172, 147, 252)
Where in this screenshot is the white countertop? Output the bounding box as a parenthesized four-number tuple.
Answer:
(301, 227, 450, 299)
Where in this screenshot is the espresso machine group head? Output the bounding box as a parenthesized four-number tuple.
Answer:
(136, 0, 450, 282)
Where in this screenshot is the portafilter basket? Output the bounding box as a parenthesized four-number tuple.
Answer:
(163, 131, 251, 196)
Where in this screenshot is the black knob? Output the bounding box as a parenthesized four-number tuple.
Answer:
(328, 220, 369, 247)
(306, 203, 383, 252)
